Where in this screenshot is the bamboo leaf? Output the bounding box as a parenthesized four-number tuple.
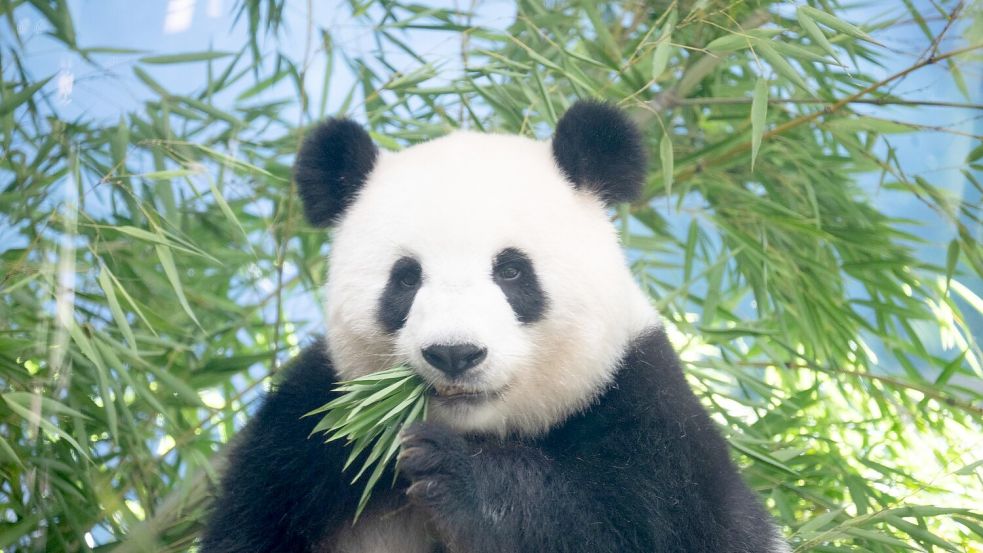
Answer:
(139, 51, 234, 64)
(660, 133, 673, 197)
(706, 33, 751, 53)
(651, 38, 673, 80)
(756, 40, 811, 93)
(944, 239, 959, 293)
(314, 366, 428, 521)
(0, 76, 53, 118)
(797, 8, 841, 63)
(750, 78, 768, 170)
(798, 6, 880, 45)
(155, 244, 201, 327)
(3, 395, 89, 460)
(97, 262, 137, 349)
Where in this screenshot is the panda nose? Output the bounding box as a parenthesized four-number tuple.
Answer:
(421, 344, 488, 377)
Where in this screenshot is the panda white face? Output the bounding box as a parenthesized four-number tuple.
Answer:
(295, 103, 659, 437)
(321, 132, 655, 436)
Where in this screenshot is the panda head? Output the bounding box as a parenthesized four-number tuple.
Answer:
(294, 101, 659, 437)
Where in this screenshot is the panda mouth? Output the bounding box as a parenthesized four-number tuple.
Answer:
(429, 383, 489, 402)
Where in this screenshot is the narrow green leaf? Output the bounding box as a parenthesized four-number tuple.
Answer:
(139, 169, 201, 180)
(934, 350, 967, 386)
(756, 41, 810, 93)
(206, 176, 253, 252)
(384, 65, 437, 90)
(706, 33, 750, 53)
(0, 436, 25, 471)
(133, 66, 171, 97)
(0, 76, 53, 118)
(900, 0, 933, 41)
(97, 262, 137, 350)
(80, 46, 147, 55)
(682, 220, 699, 281)
(954, 459, 983, 476)
(0, 512, 41, 548)
(826, 116, 916, 134)
(177, 95, 243, 126)
(651, 38, 672, 79)
(2, 392, 88, 420)
(944, 239, 959, 293)
(967, 142, 983, 163)
(947, 60, 970, 101)
(101, 264, 157, 335)
(188, 143, 284, 180)
(3, 395, 89, 459)
(235, 68, 289, 102)
(701, 257, 724, 326)
(110, 115, 130, 166)
(344, 377, 413, 421)
(706, 30, 783, 53)
(142, 361, 204, 407)
(314, 365, 428, 522)
(354, 424, 401, 519)
(730, 439, 797, 474)
(750, 78, 768, 170)
(27, 0, 76, 46)
(660, 133, 673, 197)
(155, 244, 201, 327)
(770, 41, 839, 65)
(139, 51, 233, 64)
(795, 508, 846, 536)
(884, 515, 960, 552)
(108, 225, 214, 260)
(799, 6, 880, 44)
(796, 8, 841, 63)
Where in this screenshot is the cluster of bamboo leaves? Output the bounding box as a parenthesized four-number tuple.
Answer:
(0, 0, 981, 551)
(306, 366, 429, 521)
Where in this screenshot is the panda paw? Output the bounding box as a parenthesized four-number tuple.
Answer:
(398, 422, 475, 511)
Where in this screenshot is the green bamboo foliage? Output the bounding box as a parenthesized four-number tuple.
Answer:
(1, 0, 981, 551)
(306, 366, 429, 521)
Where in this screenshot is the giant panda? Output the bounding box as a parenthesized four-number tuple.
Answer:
(200, 101, 789, 553)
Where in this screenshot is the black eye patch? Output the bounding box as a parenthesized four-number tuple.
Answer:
(492, 248, 547, 324)
(377, 257, 422, 334)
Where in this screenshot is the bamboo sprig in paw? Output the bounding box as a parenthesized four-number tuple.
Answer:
(307, 365, 429, 519)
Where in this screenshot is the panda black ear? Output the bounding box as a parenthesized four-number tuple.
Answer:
(551, 101, 647, 205)
(293, 118, 378, 227)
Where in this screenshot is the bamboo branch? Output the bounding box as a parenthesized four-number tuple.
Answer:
(921, 0, 964, 62)
(674, 97, 983, 111)
(636, 41, 983, 203)
(643, 9, 772, 114)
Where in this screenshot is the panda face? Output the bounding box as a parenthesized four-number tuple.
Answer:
(320, 130, 658, 436)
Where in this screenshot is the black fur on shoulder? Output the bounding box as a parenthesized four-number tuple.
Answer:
(551, 100, 647, 205)
(199, 339, 360, 552)
(293, 118, 378, 226)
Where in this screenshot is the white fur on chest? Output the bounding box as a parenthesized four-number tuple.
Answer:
(327, 503, 436, 553)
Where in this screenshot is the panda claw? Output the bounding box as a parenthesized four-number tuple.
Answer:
(406, 479, 438, 501)
(397, 446, 422, 463)
(398, 422, 431, 445)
